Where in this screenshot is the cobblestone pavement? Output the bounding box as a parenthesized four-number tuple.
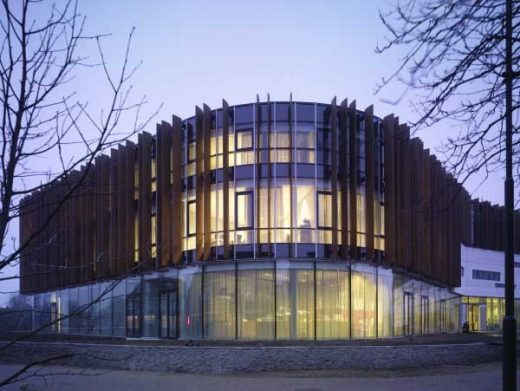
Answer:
(0, 361, 516, 391)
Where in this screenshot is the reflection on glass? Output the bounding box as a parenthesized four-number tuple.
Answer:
(179, 268, 202, 339)
(238, 265, 275, 339)
(204, 270, 235, 339)
(276, 267, 314, 339)
(377, 271, 392, 337)
(316, 267, 349, 339)
(351, 270, 376, 338)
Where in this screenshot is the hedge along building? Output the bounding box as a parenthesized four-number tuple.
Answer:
(18, 97, 520, 340)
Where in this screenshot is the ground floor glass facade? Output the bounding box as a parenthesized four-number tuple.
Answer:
(460, 296, 520, 332)
(20, 261, 461, 340)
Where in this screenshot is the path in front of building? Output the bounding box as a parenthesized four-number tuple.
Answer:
(0, 361, 516, 391)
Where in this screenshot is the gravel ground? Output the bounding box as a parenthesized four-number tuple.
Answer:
(0, 361, 515, 391)
(0, 331, 503, 347)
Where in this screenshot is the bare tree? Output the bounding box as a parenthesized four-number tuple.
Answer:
(0, 0, 159, 386)
(0, 0, 158, 275)
(376, 1, 519, 389)
(376, 0, 519, 194)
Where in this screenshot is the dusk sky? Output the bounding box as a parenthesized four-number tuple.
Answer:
(0, 0, 506, 296)
(76, 0, 503, 203)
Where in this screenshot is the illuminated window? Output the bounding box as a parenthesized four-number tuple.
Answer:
(236, 191, 253, 229)
(236, 129, 253, 151)
(188, 201, 196, 236)
(296, 185, 315, 228)
(236, 129, 254, 165)
(134, 214, 139, 262)
(151, 159, 157, 179)
(318, 192, 332, 228)
(151, 214, 157, 259)
(188, 143, 196, 161)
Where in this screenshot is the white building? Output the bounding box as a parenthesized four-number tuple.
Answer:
(455, 244, 520, 331)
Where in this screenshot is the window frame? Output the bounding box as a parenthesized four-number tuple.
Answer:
(187, 200, 197, 236)
(317, 190, 333, 230)
(235, 190, 254, 230)
(235, 128, 254, 152)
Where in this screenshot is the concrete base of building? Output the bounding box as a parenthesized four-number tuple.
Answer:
(0, 339, 503, 374)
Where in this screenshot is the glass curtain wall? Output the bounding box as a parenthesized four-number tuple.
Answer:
(316, 262, 349, 339)
(180, 102, 385, 260)
(276, 261, 315, 339)
(179, 266, 202, 339)
(22, 263, 462, 340)
(351, 263, 376, 338)
(203, 264, 236, 339)
(237, 262, 275, 339)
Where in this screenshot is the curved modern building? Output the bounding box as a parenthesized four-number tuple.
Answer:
(17, 98, 520, 340)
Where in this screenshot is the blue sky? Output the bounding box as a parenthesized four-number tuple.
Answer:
(0, 0, 505, 297)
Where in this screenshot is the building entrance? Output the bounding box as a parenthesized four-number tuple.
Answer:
(160, 291, 177, 338)
(403, 292, 414, 336)
(467, 304, 480, 331)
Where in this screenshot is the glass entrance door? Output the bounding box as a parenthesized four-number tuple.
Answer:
(160, 291, 177, 338)
(126, 295, 142, 338)
(420, 296, 429, 334)
(440, 299, 447, 332)
(468, 304, 480, 331)
(403, 292, 414, 336)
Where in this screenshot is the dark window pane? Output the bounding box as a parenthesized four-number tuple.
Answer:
(260, 163, 270, 178)
(275, 244, 290, 258)
(187, 118, 196, 141)
(258, 244, 273, 258)
(317, 128, 331, 149)
(298, 244, 315, 258)
(235, 105, 254, 124)
(316, 104, 331, 124)
(296, 164, 315, 178)
(276, 163, 290, 177)
(275, 103, 290, 122)
(297, 103, 315, 122)
(215, 109, 223, 128)
(236, 245, 254, 259)
(259, 103, 272, 122)
(235, 165, 254, 180)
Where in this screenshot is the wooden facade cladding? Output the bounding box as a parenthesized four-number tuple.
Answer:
(19, 99, 520, 294)
(157, 122, 173, 267)
(381, 118, 472, 286)
(195, 107, 204, 261)
(330, 98, 339, 257)
(202, 105, 212, 261)
(339, 99, 349, 258)
(383, 115, 396, 266)
(138, 133, 152, 269)
(171, 116, 183, 265)
(471, 199, 520, 252)
(348, 101, 358, 259)
(364, 105, 375, 262)
(222, 100, 230, 260)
